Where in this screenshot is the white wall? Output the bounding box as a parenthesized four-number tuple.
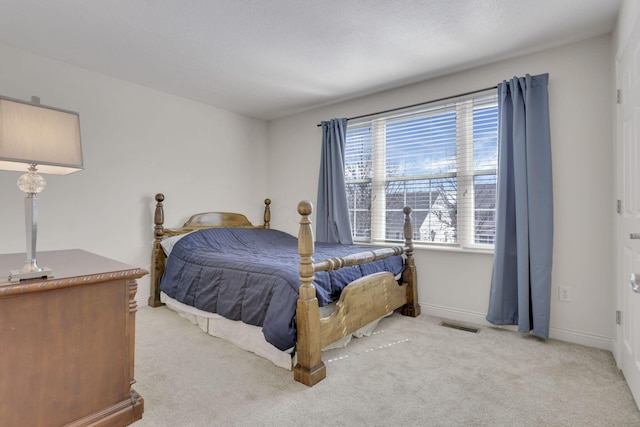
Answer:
(268, 35, 614, 349)
(0, 43, 269, 303)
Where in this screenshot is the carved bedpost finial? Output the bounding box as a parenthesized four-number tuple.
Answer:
(403, 206, 414, 256)
(154, 193, 165, 239)
(297, 200, 315, 300)
(297, 200, 312, 217)
(264, 198, 271, 229)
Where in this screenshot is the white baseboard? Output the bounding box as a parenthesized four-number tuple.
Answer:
(422, 303, 613, 352)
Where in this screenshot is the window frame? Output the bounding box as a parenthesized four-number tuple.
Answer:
(344, 91, 498, 251)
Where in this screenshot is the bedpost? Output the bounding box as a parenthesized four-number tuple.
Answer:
(263, 198, 271, 229)
(148, 193, 166, 308)
(401, 206, 421, 317)
(293, 200, 326, 387)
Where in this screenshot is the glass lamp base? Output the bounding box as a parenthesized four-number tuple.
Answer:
(10, 165, 53, 283)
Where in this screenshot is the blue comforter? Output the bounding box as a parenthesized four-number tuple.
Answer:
(160, 228, 403, 350)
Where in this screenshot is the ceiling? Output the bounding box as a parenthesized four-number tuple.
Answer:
(0, 1, 621, 120)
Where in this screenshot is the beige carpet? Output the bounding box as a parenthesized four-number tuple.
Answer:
(133, 306, 640, 427)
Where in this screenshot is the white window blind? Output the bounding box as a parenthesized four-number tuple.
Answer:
(344, 90, 498, 248)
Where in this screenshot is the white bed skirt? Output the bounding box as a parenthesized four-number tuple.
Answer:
(160, 292, 389, 370)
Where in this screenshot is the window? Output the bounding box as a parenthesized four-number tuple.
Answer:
(344, 91, 498, 248)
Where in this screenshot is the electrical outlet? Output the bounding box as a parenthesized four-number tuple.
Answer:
(558, 286, 572, 303)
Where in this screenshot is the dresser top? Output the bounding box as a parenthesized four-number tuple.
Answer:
(0, 249, 148, 295)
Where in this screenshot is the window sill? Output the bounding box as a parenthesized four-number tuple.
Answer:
(412, 243, 494, 255)
(354, 241, 494, 255)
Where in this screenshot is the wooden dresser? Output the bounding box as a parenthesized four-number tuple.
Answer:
(0, 249, 147, 427)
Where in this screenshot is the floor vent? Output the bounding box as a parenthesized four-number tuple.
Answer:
(439, 321, 480, 333)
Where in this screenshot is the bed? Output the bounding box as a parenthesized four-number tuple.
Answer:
(149, 193, 420, 386)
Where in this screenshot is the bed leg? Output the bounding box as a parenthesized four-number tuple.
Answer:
(401, 260, 421, 317)
(294, 298, 326, 386)
(149, 241, 165, 308)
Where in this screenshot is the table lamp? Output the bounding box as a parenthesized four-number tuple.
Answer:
(0, 95, 83, 281)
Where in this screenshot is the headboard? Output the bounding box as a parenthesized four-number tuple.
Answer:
(148, 193, 271, 307)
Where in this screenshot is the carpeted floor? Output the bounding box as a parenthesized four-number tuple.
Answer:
(132, 306, 640, 427)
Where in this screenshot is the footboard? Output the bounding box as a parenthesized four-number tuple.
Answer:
(319, 272, 406, 346)
(294, 201, 420, 386)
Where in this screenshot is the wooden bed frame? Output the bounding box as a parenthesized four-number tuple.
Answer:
(149, 193, 420, 386)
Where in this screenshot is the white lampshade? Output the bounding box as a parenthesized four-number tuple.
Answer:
(0, 96, 83, 175)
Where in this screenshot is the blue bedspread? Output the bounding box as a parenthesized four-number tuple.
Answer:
(160, 228, 403, 350)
